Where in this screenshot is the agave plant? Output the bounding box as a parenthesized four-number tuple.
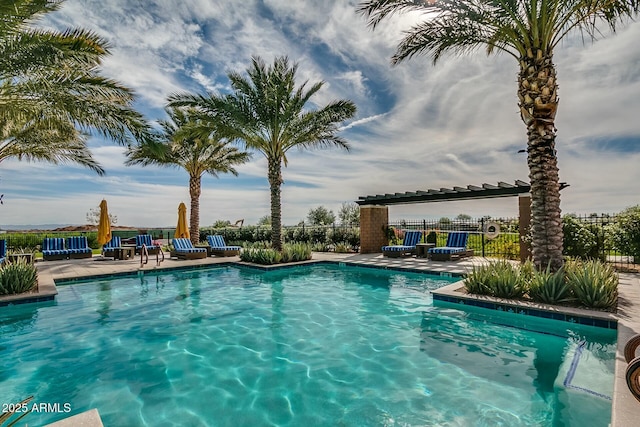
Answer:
(566, 260, 618, 309)
(0, 258, 38, 295)
(465, 260, 527, 299)
(528, 264, 573, 305)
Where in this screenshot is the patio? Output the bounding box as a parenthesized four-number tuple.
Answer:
(1, 253, 638, 427)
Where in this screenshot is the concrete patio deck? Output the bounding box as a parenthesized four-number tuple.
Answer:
(2, 252, 639, 427)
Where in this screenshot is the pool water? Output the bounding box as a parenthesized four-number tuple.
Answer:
(0, 265, 615, 426)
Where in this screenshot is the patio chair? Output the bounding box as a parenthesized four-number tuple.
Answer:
(136, 234, 161, 255)
(66, 236, 93, 259)
(0, 239, 5, 265)
(42, 237, 70, 261)
(207, 235, 241, 257)
(381, 230, 423, 257)
(102, 236, 121, 258)
(428, 232, 474, 261)
(172, 238, 207, 260)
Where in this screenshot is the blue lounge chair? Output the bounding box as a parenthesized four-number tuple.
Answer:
(66, 236, 93, 259)
(172, 238, 207, 260)
(428, 232, 474, 261)
(382, 230, 423, 257)
(207, 235, 241, 257)
(136, 234, 160, 255)
(102, 236, 121, 258)
(0, 239, 5, 265)
(42, 237, 70, 261)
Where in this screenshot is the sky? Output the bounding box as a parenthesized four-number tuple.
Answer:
(1, 0, 639, 228)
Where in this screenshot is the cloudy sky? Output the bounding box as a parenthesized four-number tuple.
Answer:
(2, 0, 639, 228)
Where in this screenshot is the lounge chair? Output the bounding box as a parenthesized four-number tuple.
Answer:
(172, 238, 207, 260)
(66, 236, 93, 259)
(102, 236, 121, 258)
(428, 232, 474, 261)
(0, 239, 5, 265)
(207, 235, 241, 257)
(136, 234, 160, 255)
(382, 230, 423, 257)
(42, 237, 70, 261)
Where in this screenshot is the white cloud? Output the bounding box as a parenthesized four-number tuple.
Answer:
(3, 1, 638, 228)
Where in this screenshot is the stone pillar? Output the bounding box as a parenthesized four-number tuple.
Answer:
(519, 194, 532, 263)
(359, 205, 389, 254)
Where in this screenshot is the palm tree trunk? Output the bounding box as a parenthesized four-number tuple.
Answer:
(189, 174, 201, 245)
(268, 158, 283, 251)
(518, 49, 563, 271)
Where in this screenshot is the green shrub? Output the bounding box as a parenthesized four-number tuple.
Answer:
(608, 206, 640, 260)
(563, 215, 604, 260)
(528, 264, 573, 305)
(281, 243, 312, 262)
(334, 242, 352, 253)
(240, 243, 312, 265)
(566, 260, 618, 309)
(465, 260, 527, 299)
(0, 259, 38, 295)
(240, 248, 282, 265)
(425, 231, 437, 244)
(464, 264, 495, 296)
(312, 242, 331, 252)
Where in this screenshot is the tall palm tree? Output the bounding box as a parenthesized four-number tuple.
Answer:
(0, 0, 150, 174)
(169, 56, 357, 251)
(125, 107, 251, 245)
(359, 0, 639, 270)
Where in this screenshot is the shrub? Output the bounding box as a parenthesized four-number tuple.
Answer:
(240, 243, 311, 265)
(608, 206, 640, 260)
(566, 260, 618, 309)
(0, 259, 38, 295)
(425, 231, 437, 244)
(562, 215, 604, 260)
(465, 260, 527, 299)
(240, 248, 282, 265)
(281, 243, 312, 263)
(528, 264, 573, 305)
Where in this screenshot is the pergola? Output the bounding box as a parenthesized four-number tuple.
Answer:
(356, 180, 567, 261)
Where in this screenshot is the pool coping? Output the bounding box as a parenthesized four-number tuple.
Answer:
(2, 253, 639, 426)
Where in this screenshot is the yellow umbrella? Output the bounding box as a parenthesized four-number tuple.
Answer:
(175, 202, 190, 239)
(97, 199, 112, 246)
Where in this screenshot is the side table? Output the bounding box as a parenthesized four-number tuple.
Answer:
(415, 243, 435, 258)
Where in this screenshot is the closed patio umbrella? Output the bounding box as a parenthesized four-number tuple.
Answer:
(97, 199, 112, 246)
(175, 202, 190, 239)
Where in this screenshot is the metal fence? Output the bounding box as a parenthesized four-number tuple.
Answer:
(1, 214, 637, 270)
(389, 217, 521, 259)
(390, 214, 639, 270)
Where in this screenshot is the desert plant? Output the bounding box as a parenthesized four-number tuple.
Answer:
(281, 243, 312, 263)
(240, 248, 282, 265)
(566, 260, 618, 309)
(334, 243, 352, 253)
(465, 260, 527, 299)
(0, 258, 38, 295)
(529, 264, 573, 305)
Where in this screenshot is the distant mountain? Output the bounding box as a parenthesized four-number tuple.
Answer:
(0, 224, 74, 231)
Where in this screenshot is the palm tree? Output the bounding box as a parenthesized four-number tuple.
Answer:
(0, 0, 150, 174)
(169, 56, 357, 251)
(125, 107, 251, 245)
(359, 0, 639, 270)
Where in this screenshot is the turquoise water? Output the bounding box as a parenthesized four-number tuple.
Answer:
(0, 265, 615, 426)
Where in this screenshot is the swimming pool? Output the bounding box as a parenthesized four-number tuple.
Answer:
(1, 264, 615, 426)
